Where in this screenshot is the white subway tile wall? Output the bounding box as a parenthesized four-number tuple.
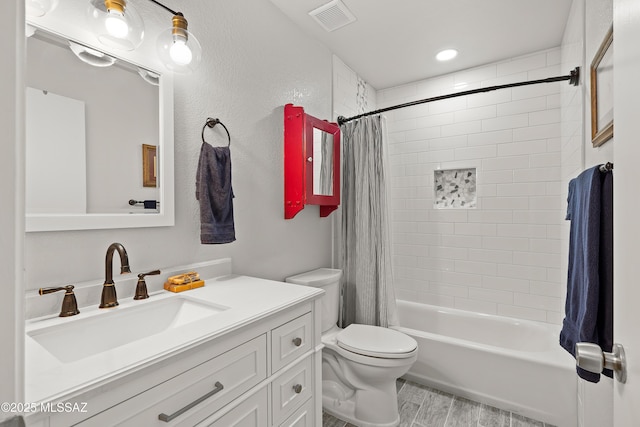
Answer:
(559, 5, 583, 334)
(331, 49, 569, 325)
(377, 48, 564, 324)
(332, 55, 377, 119)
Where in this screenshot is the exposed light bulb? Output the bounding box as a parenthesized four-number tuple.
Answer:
(156, 13, 201, 73)
(169, 38, 193, 65)
(105, 11, 129, 38)
(87, 0, 143, 51)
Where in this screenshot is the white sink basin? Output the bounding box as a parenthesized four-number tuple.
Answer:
(27, 296, 228, 363)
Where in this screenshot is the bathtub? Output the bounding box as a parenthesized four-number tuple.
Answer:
(391, 300, 577, 427)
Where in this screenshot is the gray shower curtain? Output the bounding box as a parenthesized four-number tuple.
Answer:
(340, 115, 398, 328)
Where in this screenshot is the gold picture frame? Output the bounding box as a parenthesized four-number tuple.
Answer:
(142, 144, 157, 187)
(590, 26, 614, 147)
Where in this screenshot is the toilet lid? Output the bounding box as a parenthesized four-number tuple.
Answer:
(336, 324, 417, 359)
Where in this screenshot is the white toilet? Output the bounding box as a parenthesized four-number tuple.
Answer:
(286, 268, 417, 427)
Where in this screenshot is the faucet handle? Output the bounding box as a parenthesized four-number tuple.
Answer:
(39, 285, 80, 317)
(139, 270, 161, 278)
(134, 270, 161, 300)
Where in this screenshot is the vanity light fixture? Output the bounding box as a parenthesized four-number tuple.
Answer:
(436, 48, 458, 62)
(152, 2, 202, 74)
(87, 0, 145, 51)
(137, 67, 160, 85)
(69, 40, 118, 67)
(31, 0, 201, 73)
(87, 0, 202, 73)
(156, 12, 202, 73)
(25, 0, 57, 17)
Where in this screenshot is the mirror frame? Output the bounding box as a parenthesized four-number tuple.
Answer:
(284, 103, 340, 219)
(25, 22, 175, 232)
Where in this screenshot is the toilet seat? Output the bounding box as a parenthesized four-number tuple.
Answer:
(336, 324, 417, 359)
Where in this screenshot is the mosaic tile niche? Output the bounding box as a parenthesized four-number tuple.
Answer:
(434, 168, 477, 209)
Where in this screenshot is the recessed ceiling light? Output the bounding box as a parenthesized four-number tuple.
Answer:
(436, 49, 458, 61)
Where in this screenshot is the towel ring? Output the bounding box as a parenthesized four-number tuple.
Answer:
(201, 118, 231, 147)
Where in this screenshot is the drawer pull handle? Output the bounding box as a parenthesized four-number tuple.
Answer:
(158, 381, 224, 422)
(292, 337, 302, 347)
(293, 384, 303, 394)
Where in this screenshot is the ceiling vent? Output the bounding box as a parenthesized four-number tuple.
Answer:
(308, 0, 357, 32)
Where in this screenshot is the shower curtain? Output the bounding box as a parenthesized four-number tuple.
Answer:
(340, 115, 398, 328)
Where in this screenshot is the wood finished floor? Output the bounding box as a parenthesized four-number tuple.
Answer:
(322, 378, 557, 427)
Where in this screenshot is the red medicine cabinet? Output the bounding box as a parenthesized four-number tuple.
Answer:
(284, 104, 341, 219)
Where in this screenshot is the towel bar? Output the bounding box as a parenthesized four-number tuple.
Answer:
(129, 199, 160, 209)
(599, 162, 613, 172)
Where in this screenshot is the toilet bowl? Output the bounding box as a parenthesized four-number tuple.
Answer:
(286, 269, 417, 427)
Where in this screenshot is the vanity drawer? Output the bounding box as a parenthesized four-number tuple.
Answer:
(271, 356, 313, 426)
(279, 397, 314, 427)
(271, 312, 312, 373)
(78, 334, 267, 426)
(197, 387, 268, 427)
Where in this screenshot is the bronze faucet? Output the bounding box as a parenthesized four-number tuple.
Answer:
(134, 270, 161, 300)
(100, 242, 132, 308)
(39, 285, 80, 317)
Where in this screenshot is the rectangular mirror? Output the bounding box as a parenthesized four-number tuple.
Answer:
(304, 113, 340, 213)
(312, 128, 334, 196)
(25, 24, 174, 232)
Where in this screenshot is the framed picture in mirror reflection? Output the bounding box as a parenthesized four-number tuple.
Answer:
(590, 26, 613, 147)
(143, 144, 157, 187)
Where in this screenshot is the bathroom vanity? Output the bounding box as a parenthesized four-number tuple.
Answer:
(24, 263, 323, 427)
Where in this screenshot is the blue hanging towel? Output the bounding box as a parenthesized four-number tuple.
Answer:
(196, 143, 236, 244)
(560, 165, 613, 383)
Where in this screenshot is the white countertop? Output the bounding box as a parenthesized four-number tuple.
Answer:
(25, 274, 323, 403)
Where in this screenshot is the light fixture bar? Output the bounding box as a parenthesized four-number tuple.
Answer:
(147, 0, 179, 16)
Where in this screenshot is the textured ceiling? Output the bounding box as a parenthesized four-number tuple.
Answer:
(269, 0, 574, 89)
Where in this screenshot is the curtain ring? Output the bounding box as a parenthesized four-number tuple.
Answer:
(201, 117, 231, 147)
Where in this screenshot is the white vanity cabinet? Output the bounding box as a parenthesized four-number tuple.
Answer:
(27, 294, 322, 427)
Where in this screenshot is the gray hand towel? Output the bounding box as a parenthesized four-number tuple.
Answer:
(196, 143, 235, 244)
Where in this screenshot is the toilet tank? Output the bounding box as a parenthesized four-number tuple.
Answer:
(285, 268, 342, 333)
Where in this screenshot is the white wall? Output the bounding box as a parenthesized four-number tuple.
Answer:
(378, 49, 564, 324)
(24, 0, 334, 302)
(0, 0, 24, 419)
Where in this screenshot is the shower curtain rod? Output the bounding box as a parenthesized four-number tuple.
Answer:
(337, 67, 580, 126)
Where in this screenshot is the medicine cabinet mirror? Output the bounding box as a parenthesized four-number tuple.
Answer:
(284, 104, 340, 219)
(25, 22, 174, 232)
